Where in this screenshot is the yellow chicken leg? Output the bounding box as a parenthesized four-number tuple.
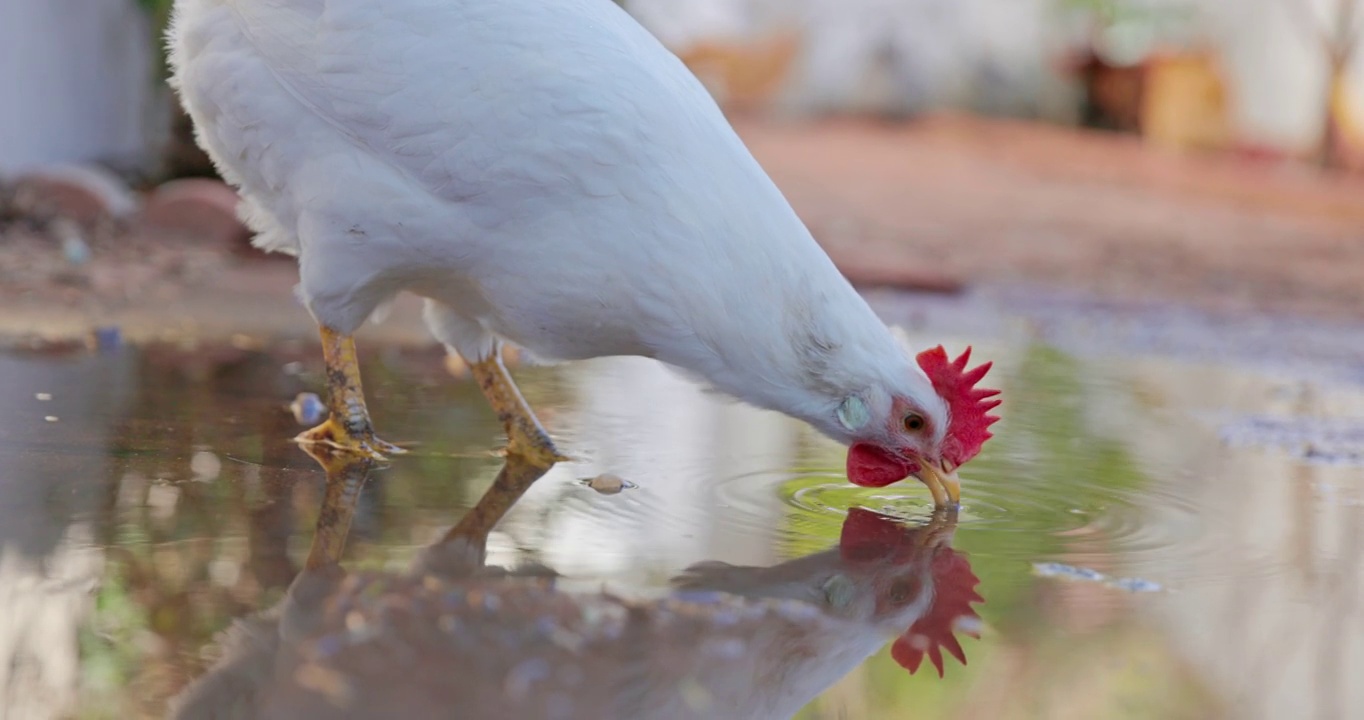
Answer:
(468, 346, 569, 468)
(296, 326, 405, 459)
(435, 346, 567, 546)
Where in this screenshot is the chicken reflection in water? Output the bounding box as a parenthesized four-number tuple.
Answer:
(170, 447, 984, 720)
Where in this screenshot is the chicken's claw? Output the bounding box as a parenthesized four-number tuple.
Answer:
(295, 415, 407, 460)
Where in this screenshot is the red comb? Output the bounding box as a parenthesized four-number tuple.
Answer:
(891, 550, 983, 677)
(916, 346, 1001, 467)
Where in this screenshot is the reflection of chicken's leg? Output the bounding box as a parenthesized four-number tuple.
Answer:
(296, 326, 405, 459)
(437, 344, 568, 548)
(301, 444, 377, 570)
(442, 452, 554, 548)
(468, 344, 569, 468)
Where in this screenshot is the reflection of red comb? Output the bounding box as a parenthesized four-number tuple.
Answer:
(838, 508, 983, 678)
(891, 550, 983, 677)
(916, 346, 1001, 467)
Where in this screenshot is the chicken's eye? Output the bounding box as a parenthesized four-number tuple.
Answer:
(888, 577, 920, 604)
(903, 413, 926, 432)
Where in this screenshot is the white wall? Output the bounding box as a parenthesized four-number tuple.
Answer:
(0, 0, 158, 175)
(1203, 0, 1364, 150)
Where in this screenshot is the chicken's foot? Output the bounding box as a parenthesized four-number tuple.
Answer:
(468, 345, 569, 469)
(296, 326, 406, 459)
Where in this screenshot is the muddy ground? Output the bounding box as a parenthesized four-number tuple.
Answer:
(3, 115, 1362, 345)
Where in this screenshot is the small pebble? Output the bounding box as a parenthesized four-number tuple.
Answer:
(92, 326, 121, 351)
(294, 664, 354, 707)
(504, 657, 550, 703)
(1033, 562, 1164, 593)
(673, 590, 725, 605)
(56, 219, 91, 267)
(583, 473, 635, 495)
(1220, 416, 1364, 466)
(705, 609, 740, 628)
(535, 616, 559, 637)
(290, 392, 327, 425)
(678, 678, 713, 713)
(230, 333, 265, 351)
(443, 354, 469, 378)
(1033, 562, 1105, 582)
(1108, 577, 1164, 593)
(190, 451, 222, 481)
(547, 626, 584, 653)
(312, 634, 345, 659)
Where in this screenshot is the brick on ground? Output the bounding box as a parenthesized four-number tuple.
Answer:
(140, 178, 252, 249)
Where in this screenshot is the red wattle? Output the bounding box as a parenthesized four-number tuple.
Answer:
(846, 442, 915, 488)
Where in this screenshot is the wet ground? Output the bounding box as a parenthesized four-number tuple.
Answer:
(2, 288, 1363, 719)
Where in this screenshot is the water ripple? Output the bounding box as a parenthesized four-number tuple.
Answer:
(708, 465, 1261, 588)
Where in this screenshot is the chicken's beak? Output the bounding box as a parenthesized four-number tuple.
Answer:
(914, 460, 962, 508)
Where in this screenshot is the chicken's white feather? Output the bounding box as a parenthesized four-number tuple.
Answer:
(168, 0, 946, 444)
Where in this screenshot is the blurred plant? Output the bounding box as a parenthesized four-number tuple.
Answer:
(1279, 0, 1361, 169)
(136, 0, 174, 21)
(136, 0, 175, 77)
(132, 0, 224, 180)
(1056, 0, 1199, 66)
(1057, 0, 1161, 26)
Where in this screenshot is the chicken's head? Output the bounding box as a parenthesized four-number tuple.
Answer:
(840, 346, 1000, 505)
(839, 507, 984, 677)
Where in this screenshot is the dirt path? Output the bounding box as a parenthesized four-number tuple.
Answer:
(739, 115, 1364, 320)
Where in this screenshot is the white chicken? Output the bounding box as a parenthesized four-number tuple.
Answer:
(167, 0, 999, 503)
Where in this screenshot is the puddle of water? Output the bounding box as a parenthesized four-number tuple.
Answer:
(0, 295, 1362, 719)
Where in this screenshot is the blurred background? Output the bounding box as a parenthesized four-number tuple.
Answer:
(2, 2, 1364, 719)
(5, 0, 1364, 176)
(5, 0, 1364, 323)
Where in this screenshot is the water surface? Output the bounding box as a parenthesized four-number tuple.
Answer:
(2, 292, 1362, 719)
